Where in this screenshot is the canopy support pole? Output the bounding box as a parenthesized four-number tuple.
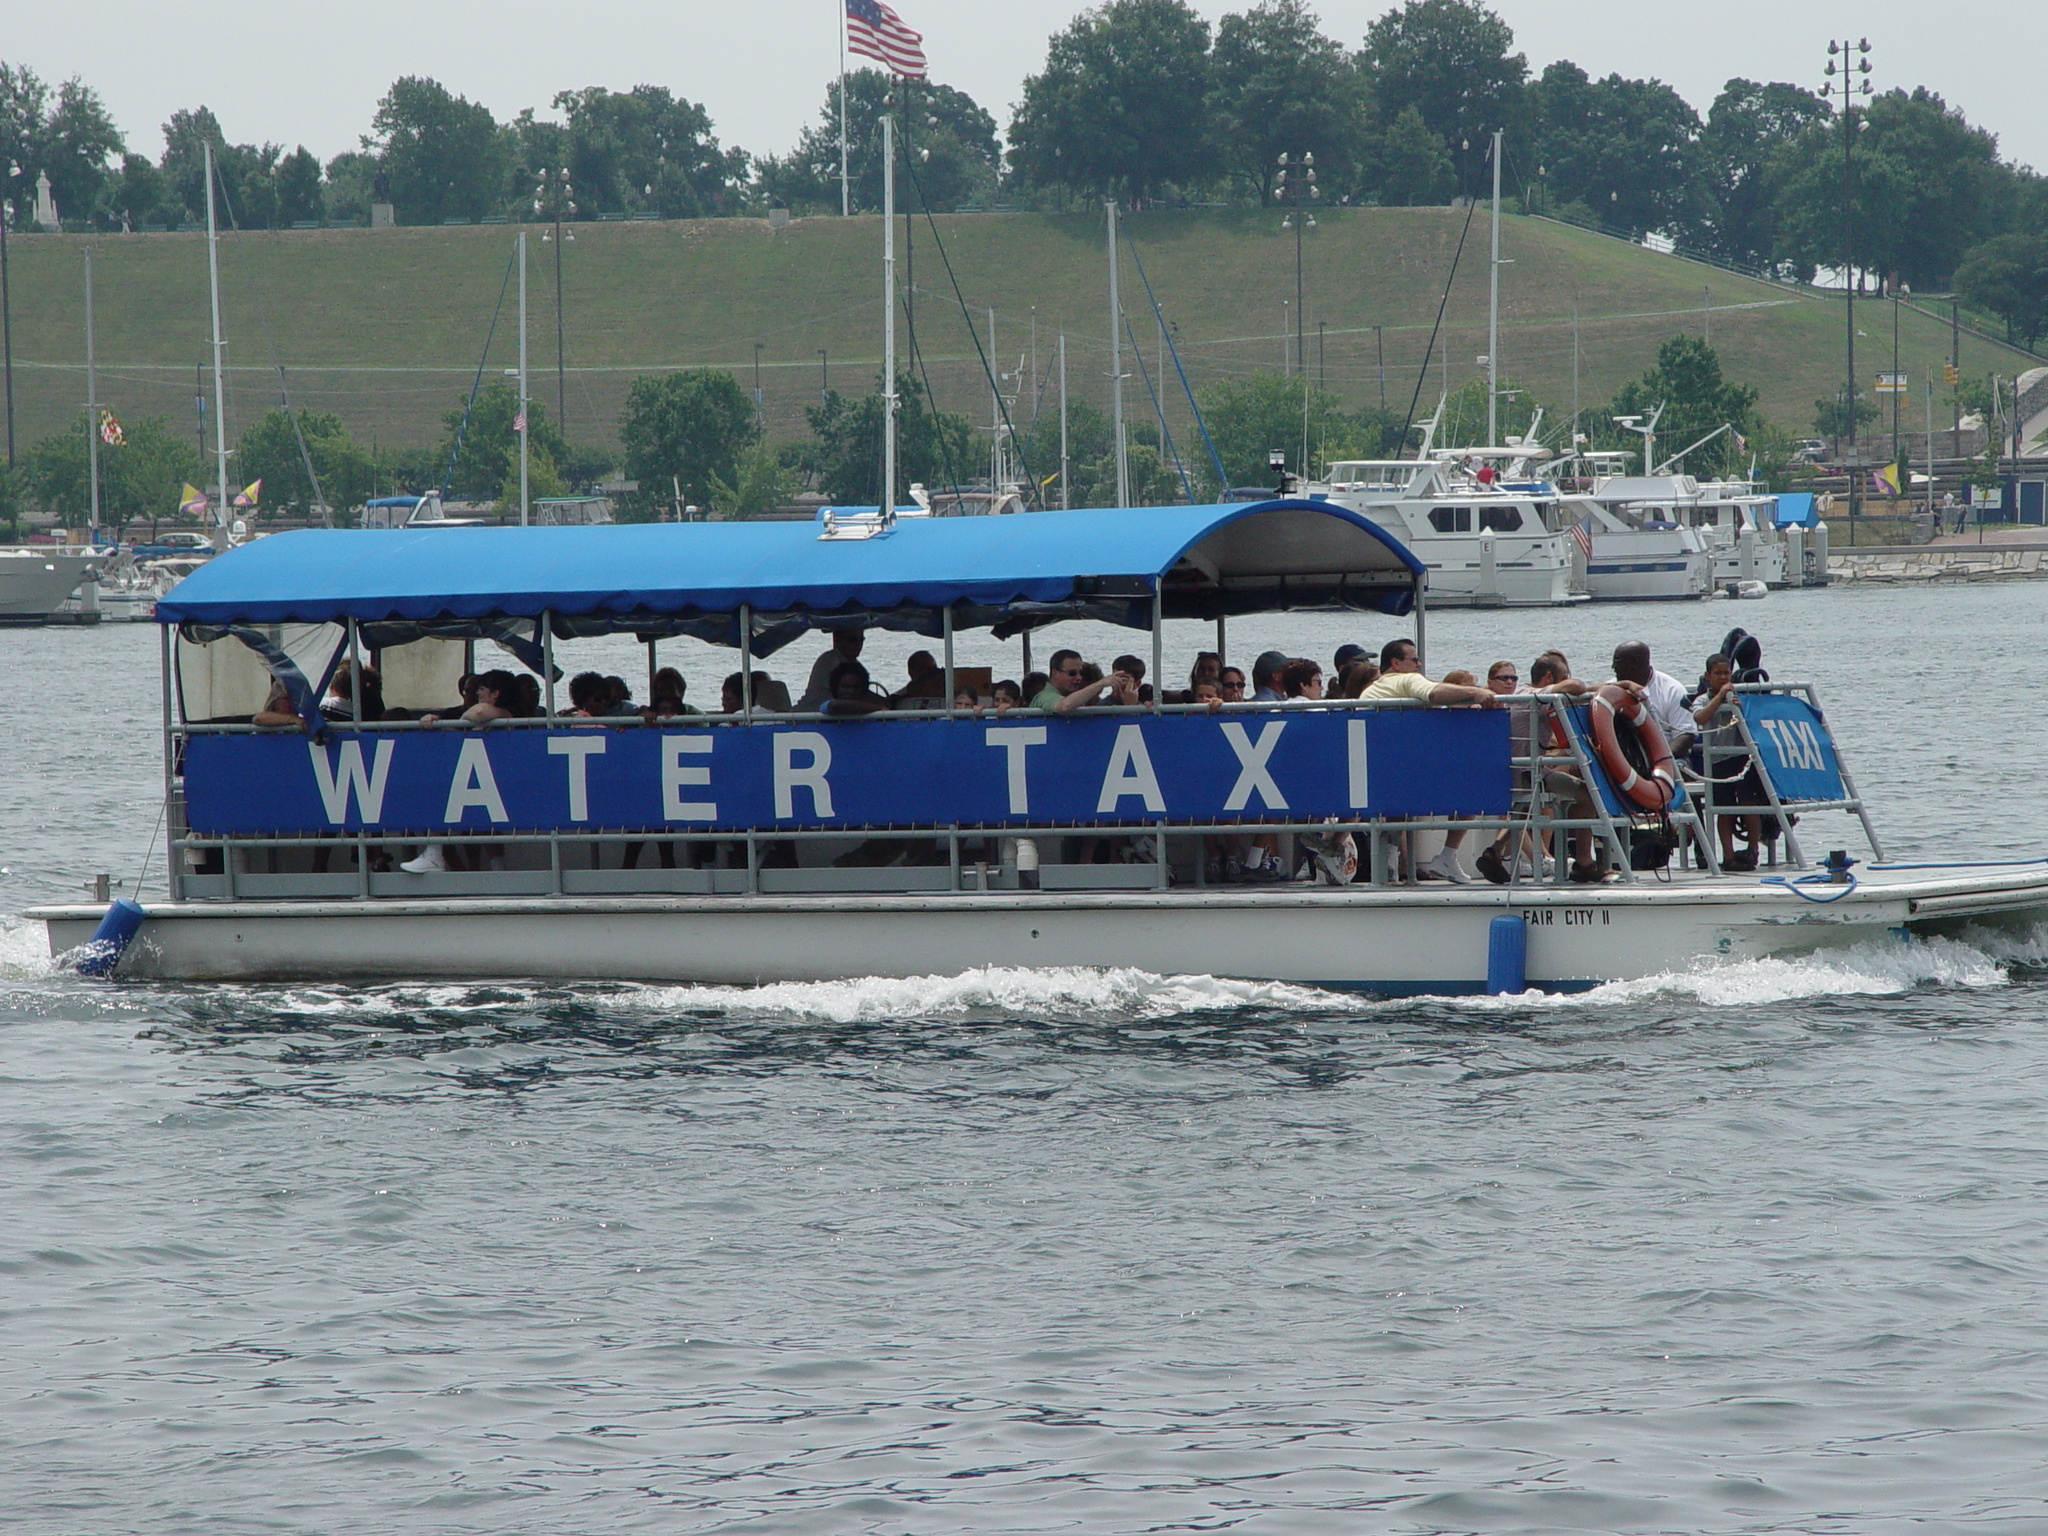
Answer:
(1215, 616, 1226, 669)
(1412, 576, 1426, 671)
(346, 618, 363, 724)
(540, 613, 556, 717)
(1150, 587, 1163, 703)
(647, 638, 657, 703)
(739, 605, 754, 721)
(943, 606, 955, 718)
(1021, 630, 1031, 676)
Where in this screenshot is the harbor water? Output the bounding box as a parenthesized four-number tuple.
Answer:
(5, 583, 2048, 1532)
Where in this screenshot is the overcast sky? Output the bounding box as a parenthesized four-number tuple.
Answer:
(15, 0, 2043, 174)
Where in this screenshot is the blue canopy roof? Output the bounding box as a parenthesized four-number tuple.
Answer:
(1771, 493, 1818, 528)
(157, 501, 1425, 635)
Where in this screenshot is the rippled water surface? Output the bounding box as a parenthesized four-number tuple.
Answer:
(6, 586, 2048, 1532)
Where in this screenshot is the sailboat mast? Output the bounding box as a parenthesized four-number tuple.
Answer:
(1487, 128, 1502, 446)
(518, 232, 529, 526)
(204, 142, 230, 549)
(881, 113, 896, 517)
(85, 246, 100, 542)
(1058, 332, 1069, 510)
(1108, 201, 1128, 506)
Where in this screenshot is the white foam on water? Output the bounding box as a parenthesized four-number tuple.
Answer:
(628, 965, 1359, 1024)
(0, 914, 62, 982)
(1466, 929, 2020, 1013)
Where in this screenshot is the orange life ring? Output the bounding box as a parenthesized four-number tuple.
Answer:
(1589, 683, 1678, 811)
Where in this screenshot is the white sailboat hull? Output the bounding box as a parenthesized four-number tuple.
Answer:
(0, 550, 97, 622)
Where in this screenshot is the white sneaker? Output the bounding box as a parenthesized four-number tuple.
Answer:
(400, 845, 447, 874)
(1421, 848, 1471, 884)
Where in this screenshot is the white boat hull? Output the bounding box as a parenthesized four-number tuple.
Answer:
(0, 550, 97, 622)
(37, 866, 2048, 994)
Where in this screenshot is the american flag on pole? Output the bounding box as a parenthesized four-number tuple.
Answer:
(846, 0, 927, 78)
(514, 409, 528, 433)
(1568, 519, 1594, 562)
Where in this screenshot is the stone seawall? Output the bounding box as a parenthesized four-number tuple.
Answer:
(1828, 542, 2048, 582)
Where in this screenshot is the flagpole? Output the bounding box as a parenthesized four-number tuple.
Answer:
(85, 245, 100, 545)
(839, 0, 850, 216)
(518, 231, 530, 527)
(204, 141, 231, 551)
(882, 112, 896, 516)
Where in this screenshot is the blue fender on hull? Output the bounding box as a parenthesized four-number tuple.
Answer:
(1485, 913, 1527, 996)
(76, 898, 145, 978)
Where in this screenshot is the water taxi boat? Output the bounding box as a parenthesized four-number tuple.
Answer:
(31, 499, 2048, 993)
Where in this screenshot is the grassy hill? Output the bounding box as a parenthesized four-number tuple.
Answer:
(0, 207, 2034, 469)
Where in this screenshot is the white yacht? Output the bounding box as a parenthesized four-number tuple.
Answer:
(0, 547, 99, 624)
(1310, 456, 1586, 607)
(1581, 465, 1819, 590)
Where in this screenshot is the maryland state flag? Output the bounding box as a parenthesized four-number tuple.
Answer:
(232, 479, 262, 509)
(1871, 461, 1903, 497)
(98, 409, 124, 446)
(179, 483, 209, 517)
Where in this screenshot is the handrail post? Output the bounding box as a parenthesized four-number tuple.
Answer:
(1149, 586, 1163, 703)
(346, 617, 363, 723)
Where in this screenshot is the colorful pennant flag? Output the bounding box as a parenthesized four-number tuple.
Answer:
(179, 483, 209, 517)
(98, 409, 124, 446)
(1871, 461, 1902, 497)
(846, 0, 927, 78)
(232, 479, 263, 509)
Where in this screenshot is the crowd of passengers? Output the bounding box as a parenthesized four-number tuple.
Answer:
(250, 625, 1779, 885)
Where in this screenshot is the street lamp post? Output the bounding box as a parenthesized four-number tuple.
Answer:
(753, 343, 763, 415)
(534, 168, 576, 434)
(1823, 38, 1872, 539)
(818, 347, 829, 403)
(1277, 152, 1316, 384)
(1, 176, 13, 468)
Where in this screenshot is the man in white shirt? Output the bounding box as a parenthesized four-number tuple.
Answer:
(796, 627, 867, 712)
(1611, 641, 1696, 756)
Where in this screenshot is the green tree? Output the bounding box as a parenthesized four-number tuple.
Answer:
(1371, 104, 1454, 205)
(1211, 1, 1364, 205)
(275, 146, 323, 224)
(368, 77, 507, 225)
(800, 373, 974, 505)
(236, 409, 375, 518)
(0, 459, 21, 539)
(619, 369, 760, 509)
(547, 84, 748, 218)
(1196, 371, 1381, 487)
(1769, 88, 2008, 290)
(1357, 0, 1527, 199)
(437, 381, 568, 504)
(1811, 392, 1879, 440)
(25, 414, 202, 535)
(1955, 233, 2048, 349)
(706, 442, 799, 520)
(158, 106, 283, 226)
(0, 65, 123, 226)
(1695, 79, 1828, 271)
(106, 152, 177, 229)
(322, 150, 378, 224)
(1603, 337, 1760, 478)
(1010, 0, 1218, 206)
(753, 70, 997, 215)
(1532, 62, 1706, 239)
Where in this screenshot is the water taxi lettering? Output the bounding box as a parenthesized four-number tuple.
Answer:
(773, 731, 834, 818)
(308, 738, 394, 824)
(1522, 908, 1609, 925)
(1219, 720, 1288, 811)
(1097, 724, 1166, 813)
(1757, 717, 1827, 773)
(985, 725, 1047, 814)
(547, 735, 606, 822)
(182, 709, 1512, 836)
(662, 734, 716, 821)
(444, 738, 509, 823)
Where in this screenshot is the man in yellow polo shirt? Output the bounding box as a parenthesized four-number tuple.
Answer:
(1361, 638, 1500, 882)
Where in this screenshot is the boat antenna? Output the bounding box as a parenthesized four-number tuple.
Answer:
(1118, 226, 1228, 493)
(898, 148, 1040, 505)
(440, 245, 520, 502)
(1396, 196, 1480, 460)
